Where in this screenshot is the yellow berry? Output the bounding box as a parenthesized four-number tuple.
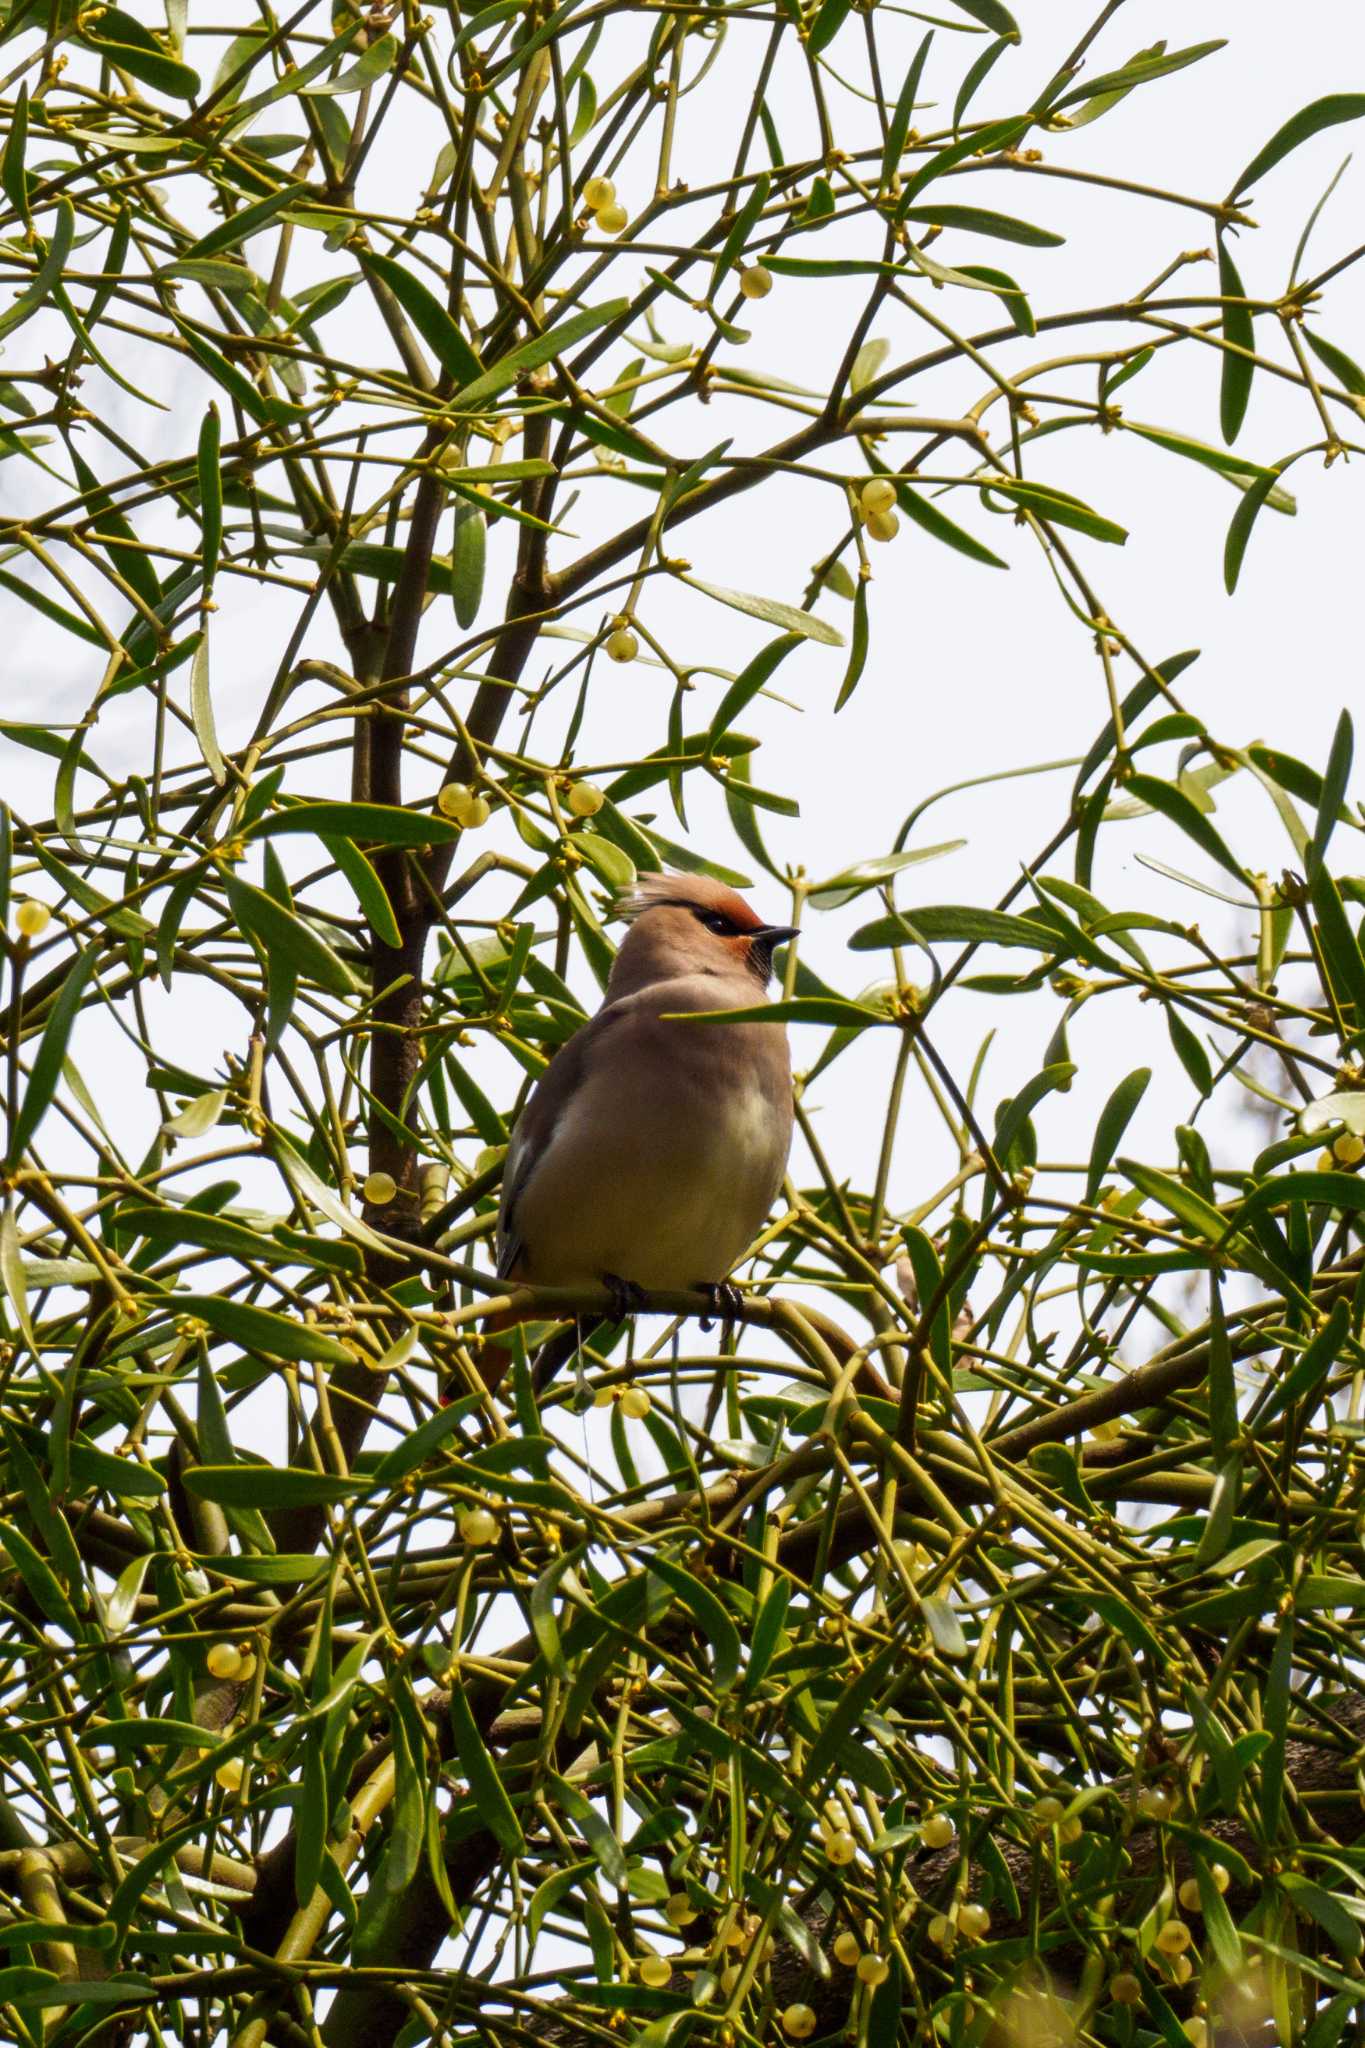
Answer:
(363, 1171, 397, 1205)
(638, 1955, 672, 1989)
(1059, 1815, 1083, 1844)
(781, 2005, 815, 2040)
(1167, 1953, 1193, 1986)
(458, 1507, 500, 1547)
(860, 478, 897, 516)
(595, 202, 628, 234)
(206, 1642, 243, 1680)
(1137, 1787, 1172, 1821)
(865, 508, 899, 543)
(832, 1931, 859, 1967)
(856, 1953, 889, 1986)
(825, 1829, 857, 1866)
(738, 263, 772, 300)
(1334, 1132, 1365, 1165)
(1184, 2023, 1208, 2048)
(927, 1914, 954, 1949)
(958, 1903, 990, 1940)
(1209, 1862, 1230, 1893)
(1032, 1795, 1065, 1828)
(606, 626, 639, 663)
(1155, 1918, 1191, 1956)
(1109, 1972, 1142, 2006)
(665, 1893, 697, 1928)
(566, 780, 605, 818)
(1317, 1148, 1337, 1172)
(461, 795, 491, 829)
(921, 1812, 955, 1849)
(593, 1386, 615, 1408)
(583, 175, 615, 210)
(620, 1386, 651, 1419)
(14, 899, 51, 939)
(214, 1757, 244, 1792)
(438, 781, 471, 818)
(1178, 1878, 1202, 1914)
(235, 1651, 258, 1681)
(718, 1964, 740, 1994)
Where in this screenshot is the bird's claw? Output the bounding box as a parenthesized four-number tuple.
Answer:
(697, 1280, 744, 1331)
(602, 1273, 647, 1322)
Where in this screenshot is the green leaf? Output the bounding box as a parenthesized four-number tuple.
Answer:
(921, 1595, 967, 1659)
(1302, 326, 1365, 398)
(646, 1552, 741, 1691)
(682, 577, 842, 646)
(894, 481, 1007, 568)
(7, 945, 99, 1168)
(198, 405, 222, 588)
(0, 1519, 78, 1630)
(451, 503, 486, 628)
(901, 203, 1061, 247)
(1117, 1159, 1225, 1243)
(714, 173, 772, 284)
(361, 251, 483, 385)
(1310, 863, 1365, 1020)
(1310, 709, 1353, 875)
(448, 1684, 525, 1855)
(948, 0, 1017, 36)
(1259, 1299, 1349, 1426)
(807, 842, 965, 909)
(454, 301, 628, 410)
(1279, 1874, 1363, 1959)
(256, 800, 461, 846)
(2, 85, 30, 229)
(173, 1292, 357, 1365)
(185, 183, 312, 263)
(1231, 94, 1365, 200)
(81, 28, 199, 97)
(834, 580, 869, 710)
(706, 634, 803, 749)
(325, 836, 401, 950)
(190, 633, 225, 787)
(986, 476, 1127, 544)
(1120, 773, 1246, 883)
(850, 905, 1058, 952)
(993, 1061, 1075, 1165)
(882, 32, 932, 187)
(547, 1772, 629, 1887)
(1086, 1067, 1150, 1203)
(183, 1464, 365, 1508)
(1053, 37, 1224, 111)
(302, 30, 397, 95)
(900, 116, 1033, 207)
(226, 874, 363, 997)
(1218, 239, 1255, 445)
(1225, 462, 1291, 594)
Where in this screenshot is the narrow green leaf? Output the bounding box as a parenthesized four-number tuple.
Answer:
(226, 874, 363, 997)
(1218, 239, 1255, 445)
(7, 945, 98, 1168)
(1224, 462, 1289, 594)
(1120, 772, 1246, 883)
(256, 800, 461, 846)
(1086, 1067, 1150, 1203)
(1302, 326, 1365, 398)
(1310, 710, 1353, 875)
(451, 502, 486, 629)
(894, 480, 1007, 568)
(453, 301, 628, 410)
(1054, 38, 1224, 111)
(901, 203, 1061, 247)
(302, 30, 397, 95)
(683, 576, 842, 646)
(834, 581, 869, 709)
(547, 1771, 629, 1886)
(706, 634, 802, 750)
(646, 1552, 741, 1691)
(185, 183, 311, 263)
(449, 1683, 525, 1855)
(1231, 94, 1365, 200)
(361, 251, 483, 385)
(174, 1292, 356, 1365)
(850, 905, 1058, 952)
(3, 86, 30, 229)
(882, 33, 932, 187)
(198, 406, 222, 588)
(190, 633, 225, 787)
(183, 1464, 365, 1508)
(986, 476, 1127, 543)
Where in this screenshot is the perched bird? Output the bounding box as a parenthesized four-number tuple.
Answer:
(491, 872, 795, 1342)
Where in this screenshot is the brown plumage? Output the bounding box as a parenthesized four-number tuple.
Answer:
(492, 871, 795, 1308)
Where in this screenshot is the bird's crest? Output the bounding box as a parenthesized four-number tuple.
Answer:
(615, 870, 763, 930)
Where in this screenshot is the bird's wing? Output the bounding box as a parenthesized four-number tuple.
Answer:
(495, 1003, 622, 1278)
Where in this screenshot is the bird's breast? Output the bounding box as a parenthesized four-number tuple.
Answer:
(512, 1000, 791, 1291)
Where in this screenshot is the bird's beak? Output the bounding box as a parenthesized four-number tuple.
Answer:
(756, 925, 799, 948)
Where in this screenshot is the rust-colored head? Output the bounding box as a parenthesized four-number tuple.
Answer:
(609, 871, 796, 995)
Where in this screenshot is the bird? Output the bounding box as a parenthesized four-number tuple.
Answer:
(485, 871, 795, 1371)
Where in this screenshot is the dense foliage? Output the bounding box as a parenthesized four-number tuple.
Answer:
(3, 3, 1365, 2045)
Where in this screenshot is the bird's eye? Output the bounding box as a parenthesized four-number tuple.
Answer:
(698, 910, 737, 936)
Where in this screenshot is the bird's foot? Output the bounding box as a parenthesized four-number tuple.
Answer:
(602, 1273, 647, 1323)
(697, 1279, 744, 1332)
